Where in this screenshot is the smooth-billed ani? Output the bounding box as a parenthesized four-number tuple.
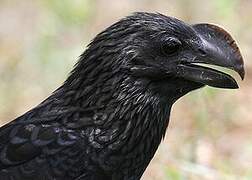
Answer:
(0, 12, 245, 180)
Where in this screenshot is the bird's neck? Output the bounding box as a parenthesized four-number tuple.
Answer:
(61, 58, 174, 151)
(94, 78, 173, 178)
(59, 58, 174, 177)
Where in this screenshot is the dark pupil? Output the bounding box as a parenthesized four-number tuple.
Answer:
(161, 40, 180, 55)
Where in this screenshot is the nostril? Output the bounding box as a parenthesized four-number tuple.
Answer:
(198, 48, 207, 56)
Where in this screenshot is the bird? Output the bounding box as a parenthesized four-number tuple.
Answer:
(0, 12, 244, 180)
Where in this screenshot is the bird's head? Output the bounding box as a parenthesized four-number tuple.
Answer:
(71, 12, 245, 103)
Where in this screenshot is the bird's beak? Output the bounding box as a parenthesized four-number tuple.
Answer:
(176, 23, 245, 89)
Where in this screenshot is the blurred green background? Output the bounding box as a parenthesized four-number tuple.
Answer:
(0, 0, 251, 179)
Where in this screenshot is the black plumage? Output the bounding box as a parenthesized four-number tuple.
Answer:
(0, 12, 244, 180)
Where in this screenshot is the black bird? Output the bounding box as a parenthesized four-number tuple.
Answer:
(0, 12, 244, 180)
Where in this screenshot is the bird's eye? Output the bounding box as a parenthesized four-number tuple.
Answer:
(161, 37, 181, 56)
